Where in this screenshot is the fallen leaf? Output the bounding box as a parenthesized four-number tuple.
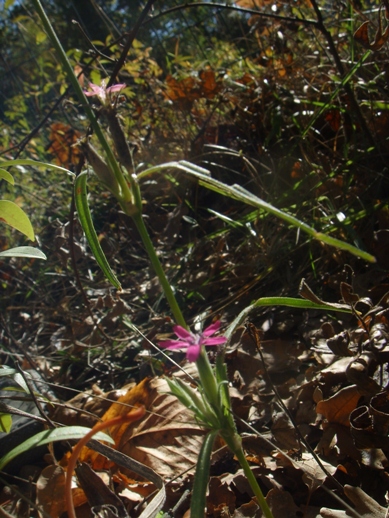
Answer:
(36, 465, 67, 518)
(78, 376, 205, 479)
(316, 385, 361, 426)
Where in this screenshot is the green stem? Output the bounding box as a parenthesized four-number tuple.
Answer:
(32, 0, 132, 202)
(224, 434, 274, 518)
(191, 430, 218, 518)
(196, 348, 219, 410)
(131, 212, 186, 328)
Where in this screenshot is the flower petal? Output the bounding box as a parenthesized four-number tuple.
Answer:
(173, 325, 193, 341)
(201, 336, 226, 347)
(202, 321, 221, 337)
(186, 343, 201, 362)
(107, 83, 126, 93)
(84, 84, 103, 97)
(159, 339, 189, 350)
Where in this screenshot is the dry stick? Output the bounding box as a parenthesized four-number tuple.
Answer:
(246, 323, 345, 495)
(14, 361, 56, 430)
(145, 2, 318, 28)
(107, 0, 157, 88)
(65, 405, 145, 518)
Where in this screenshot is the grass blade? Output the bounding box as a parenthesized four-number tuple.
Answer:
(74, 172, 122, 290)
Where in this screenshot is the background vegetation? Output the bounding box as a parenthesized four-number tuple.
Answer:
(1, 0, 389, 515)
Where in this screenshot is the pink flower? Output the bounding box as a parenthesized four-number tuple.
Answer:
(84, 80, 126, 104)
(159, 321, 226, 362)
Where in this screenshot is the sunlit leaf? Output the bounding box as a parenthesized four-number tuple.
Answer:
(0, 413, 12, 433)
(316, 385, 361, 426)
(0, 200, 34, 240)
(0, 246, 46, 259)
(137, 161, 376, 263)
(0, 169, 14, 184)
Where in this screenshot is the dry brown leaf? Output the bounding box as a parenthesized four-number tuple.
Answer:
(78, 376, 205, 479)
(316, 385, 361, 426)
(36, 465, 67, 518)
(118, 377, 205, 479)
(275, 452, 336, 491)
(266, 488, 300, 517)
(48, 122, 82, 167)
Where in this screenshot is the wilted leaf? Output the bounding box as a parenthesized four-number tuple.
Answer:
(36, 465, 67, 518)
(79, 376, 205, 478)
(75, 462, 129, 517)
(48, 122, 82, 167)
(316, 385, 361, 426)
(354, 9, 389, 51)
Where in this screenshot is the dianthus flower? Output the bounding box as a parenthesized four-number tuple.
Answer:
(159, 321, 226, 362)
(84, 80, 126, 104)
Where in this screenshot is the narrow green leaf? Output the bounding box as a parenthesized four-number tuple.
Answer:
(0, 246, 47, 259)
(142, 161, 376, 263)
(74, 172, 122, 290)
(191, 431, 218, 518)
(0, 200, 34, 240)
(226, 296, 353, 339)
(0, 367, 17, 377)
(0, 426, 114, 471)
(0, 169, 14, 184)
(0, 414, 12, 434)
(0, 159, 75, 178)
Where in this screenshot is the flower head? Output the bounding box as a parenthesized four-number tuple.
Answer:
(84, 80, 126, 104)
(159, 321, 226, 362)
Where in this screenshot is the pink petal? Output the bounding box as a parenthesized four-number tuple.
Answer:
(107, 83, 126, 93)
(159, 339, 189, 350)
(173, 325, 193, 341)
(202, 336, 226, 347)
(186, 343, 201, 362)
(84, 84, 103, 97)
(202, 321, 221, 337)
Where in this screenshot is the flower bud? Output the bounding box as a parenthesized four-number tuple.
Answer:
(81, 142, 119, 197)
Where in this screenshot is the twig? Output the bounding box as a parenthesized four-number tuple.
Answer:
(14, 361, 56, 430)
(107, 0, 157, 88)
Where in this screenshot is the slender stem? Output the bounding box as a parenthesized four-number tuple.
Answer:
(131, 212, 187, 328)
(32, 0, 132, 201)
(226, 437, 274, 518)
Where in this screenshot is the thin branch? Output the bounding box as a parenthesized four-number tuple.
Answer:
(145, 1, 319, 27)
(107, 0, 158, 87)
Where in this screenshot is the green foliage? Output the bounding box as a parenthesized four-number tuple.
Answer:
(0, 426, 114, 471)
